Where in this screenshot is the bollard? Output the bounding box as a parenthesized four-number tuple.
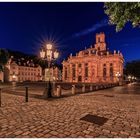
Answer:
(90, 85, 93, 91)
(0, 88, 1, 107)
(25, 86, 28, 102)
(56, 85, 61, 97)
(72, 85, 76, 95)
(82, 84, 85, 93)
(96, 86, 98, 90)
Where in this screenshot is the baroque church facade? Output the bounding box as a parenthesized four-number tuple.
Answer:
(62, 32, 124, 83)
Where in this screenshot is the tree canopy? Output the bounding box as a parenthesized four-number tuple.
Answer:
(0, 49, 9, 64)
(104, 2, 140, 31)
(124, 60, 140, 78)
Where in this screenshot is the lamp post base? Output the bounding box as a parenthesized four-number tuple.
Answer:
(43, 81, 52, 99)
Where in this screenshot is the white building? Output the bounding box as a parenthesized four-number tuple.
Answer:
(4, 57, 42, 82)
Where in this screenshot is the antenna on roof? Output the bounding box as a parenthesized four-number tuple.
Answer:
(85, 47, 86, 50)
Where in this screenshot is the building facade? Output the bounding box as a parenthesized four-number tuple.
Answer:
(62, 32, 124, 83)
(44, 67, 62, 81)
(4, 57, 42, 82)
(0, 71, 4, 82)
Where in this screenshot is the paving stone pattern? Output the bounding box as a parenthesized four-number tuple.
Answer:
(0, 85, 140, 138)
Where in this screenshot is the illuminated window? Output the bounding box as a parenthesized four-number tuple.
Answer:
(85, 63, 88, 78)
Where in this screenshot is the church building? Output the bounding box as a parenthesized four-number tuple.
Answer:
(62, 32, 124, 83)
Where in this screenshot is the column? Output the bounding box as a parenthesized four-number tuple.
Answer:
(107, 63, 110, 82)
(69, 63, 72, 82)
(75, 63, 78, 82)
(62, 66, 65, 82)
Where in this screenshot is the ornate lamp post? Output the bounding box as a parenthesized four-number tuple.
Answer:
(40, 43, 59, 98)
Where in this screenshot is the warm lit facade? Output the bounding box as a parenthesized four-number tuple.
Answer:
(0, 71, 4, 82)
(4, 57, 42, 82)
(62, 32, 124, 83)
(44, 67, 61, 81)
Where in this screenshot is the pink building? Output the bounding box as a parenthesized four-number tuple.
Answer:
(62, 32, 124, 83)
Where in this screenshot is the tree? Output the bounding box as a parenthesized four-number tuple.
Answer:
(0, 49, 9, 71)
(124, 60, 140, 78)
(104, 2, 140, 31)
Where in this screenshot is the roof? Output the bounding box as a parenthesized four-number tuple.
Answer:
(10, 57, 40, 68)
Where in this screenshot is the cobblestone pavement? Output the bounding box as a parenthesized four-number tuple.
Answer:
(0, 83, 140, 138)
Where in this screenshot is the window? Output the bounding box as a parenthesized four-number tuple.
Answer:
(85, 63, 88, 78)
(110, 63, 113, 80)
(103, 64, 106, 80)
(64, 67, 67, 80)
(72, 64, 76, 79)
(78, 76, 82, 82)
(78, 63, 81, 68)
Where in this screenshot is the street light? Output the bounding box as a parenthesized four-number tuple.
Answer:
(12, 74, 16, 80)
(115, 72, 121, 83)
(40, 43, 59, 98)
(128, 75, 132, 82)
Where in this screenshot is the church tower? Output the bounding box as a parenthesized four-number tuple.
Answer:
(94, 32, 106, 51)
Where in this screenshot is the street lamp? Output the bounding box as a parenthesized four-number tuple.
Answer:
(40, 43, 59, 98)
(12, 74, 16, 80)
(128, 75, 132, 82)
(115, 72, 121, 83)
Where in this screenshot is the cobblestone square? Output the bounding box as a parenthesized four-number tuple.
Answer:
(0, 83, 140, 138)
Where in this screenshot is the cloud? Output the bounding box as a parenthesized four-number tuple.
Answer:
(72, 19, 108, 38)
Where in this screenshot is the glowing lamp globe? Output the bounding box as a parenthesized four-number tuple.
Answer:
(46, 44, 52, 50)
(12, 75, 16, 79)
(40, 50, 45, 58)
(54, 51, 59, 59)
